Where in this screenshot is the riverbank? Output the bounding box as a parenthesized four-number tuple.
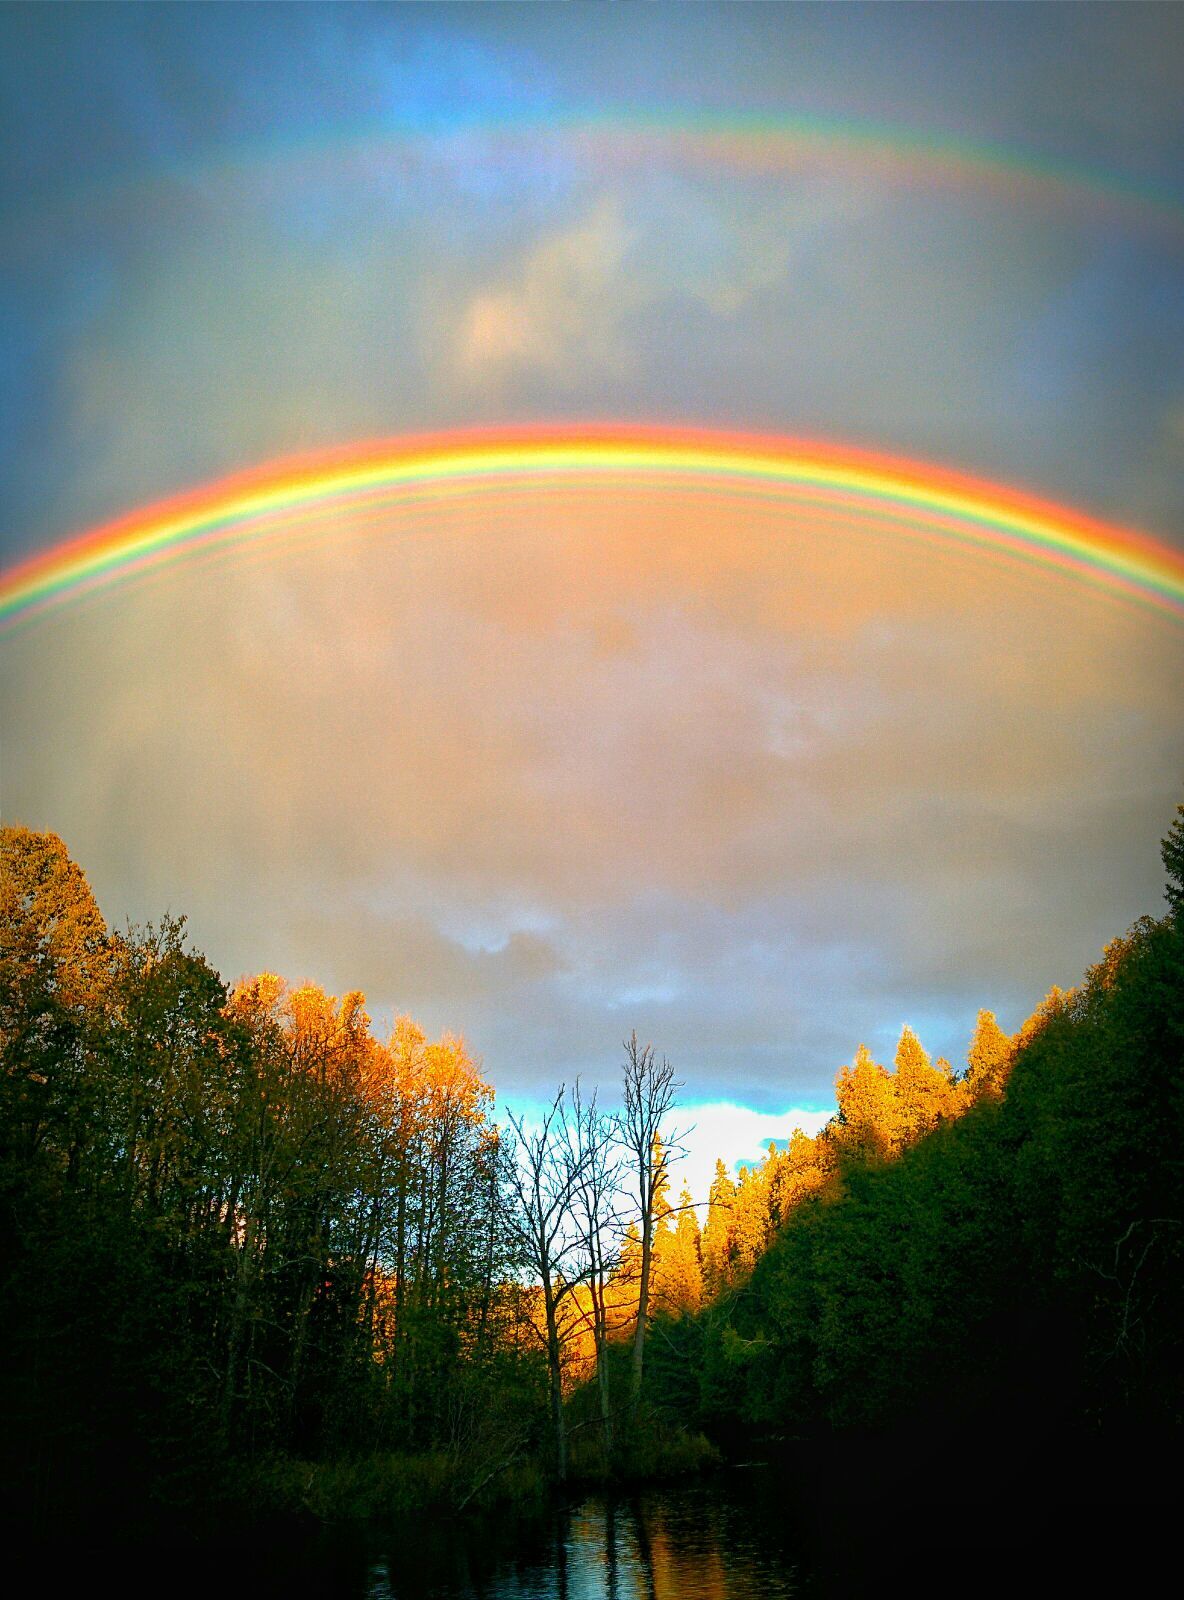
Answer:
(243, 1418, 720, 1527)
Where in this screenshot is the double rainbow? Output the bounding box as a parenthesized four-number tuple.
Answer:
(2, 425, 1182, 629)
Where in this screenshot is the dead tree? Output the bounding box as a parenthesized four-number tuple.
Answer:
(504, 1087, 591, 1482)
(617, 1031, 683, 1417)
(567, 1079, 627, 1456)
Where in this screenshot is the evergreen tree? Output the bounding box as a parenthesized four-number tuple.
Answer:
(701, 1158, 737, 1296)
(892, 1024, 950, 1141)
(1163, 801, 1184, 914)
(834, 1043, 896, 1161)
(964, 1008, 1013, 1101)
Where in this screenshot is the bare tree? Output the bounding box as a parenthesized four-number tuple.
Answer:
(504, 1087, 591, 1481)
(567, 1079, 627, 1456)
(618, 1031, 684, 1415)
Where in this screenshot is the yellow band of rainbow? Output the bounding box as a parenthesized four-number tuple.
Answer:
(2, 425, 1182, 629)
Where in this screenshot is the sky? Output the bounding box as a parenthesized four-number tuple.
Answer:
(1, 3, 1182, 1195)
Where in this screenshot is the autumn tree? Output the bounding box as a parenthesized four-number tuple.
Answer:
(771, 1127, 835, 1221)
(964, 1008, 1013, 1103)
(701, 1158, 737, 1297)
(0, 825, 114, 1193)
(833, 1042, 897, 1162)
(654, 1182, 703, 1316)
(893, 1023, 957, 1140)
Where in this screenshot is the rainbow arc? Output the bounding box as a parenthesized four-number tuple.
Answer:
(2, 425, 1182, 629)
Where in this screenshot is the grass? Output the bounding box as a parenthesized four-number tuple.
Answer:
(247, 1447, 547, 1524)
(567, 1416, 722, 1486)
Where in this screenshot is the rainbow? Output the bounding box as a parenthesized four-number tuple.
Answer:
(16, 108, 1184, 245)
(2, 425, 1182, 630)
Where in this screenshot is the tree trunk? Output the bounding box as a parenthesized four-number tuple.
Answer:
(630, 1209, 653, 1412)
(589, 1268, 613, 1453)
(542, 1271, 567, 1481)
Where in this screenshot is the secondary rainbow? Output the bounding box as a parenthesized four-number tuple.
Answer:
(20, 107, 1182, 246)
(3, 425, 1182, 629)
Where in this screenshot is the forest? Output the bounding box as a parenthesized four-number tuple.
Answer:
(2, 807, 1182, 1543)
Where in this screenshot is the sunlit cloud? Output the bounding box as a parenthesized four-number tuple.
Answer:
(452, 195, 636, 386)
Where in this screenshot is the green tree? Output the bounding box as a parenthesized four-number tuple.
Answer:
(1163, 801, 1184, 915)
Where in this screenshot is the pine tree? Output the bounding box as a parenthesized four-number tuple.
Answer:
(1162, 802, 1184, 914)
(701, 1158, 737, 1297)
(731, 1160, 772, 1274)
(654, 1183, 703, 1316)
(965, 1009, 1014, 1101)
(834, 1043, 897, 1161)
(893, 1024, 952, 1142)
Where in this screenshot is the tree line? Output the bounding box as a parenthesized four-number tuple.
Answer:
(3, 807, 1180, 1533)
(0, 825, 700, 1532)
(660, 804, 1184, 1500)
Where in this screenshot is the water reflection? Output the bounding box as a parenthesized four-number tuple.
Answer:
(369, 1480, 801, 1599)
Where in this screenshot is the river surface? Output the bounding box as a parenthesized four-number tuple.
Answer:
(359, 1475, 806, 1599)
(226, 1471, 815, 1598)
(80, 1458, 1138, 1600)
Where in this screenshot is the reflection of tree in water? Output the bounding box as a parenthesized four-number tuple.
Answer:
(629, 1496, 658, 1600)
(638, 1488, 781, 1600)
(519, 1486, 799, 1600)
(554, 1505, 569, 1600)
(605, 1497, 620, 1600)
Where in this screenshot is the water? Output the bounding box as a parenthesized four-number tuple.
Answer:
(360, 1477, 805, 1599)
(90, 1462, 1128, 1597)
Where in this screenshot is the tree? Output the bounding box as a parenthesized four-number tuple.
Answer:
(893, 1024, 954, 1140)
(504, 1088, 591, 1480)
(655, 1182, 703, 1316)
(964, 1009, 1013, 1102)
(833, 1043, 896, 1162)
(701, 1158, 737, 1297)
(769, 1127, 835, 1222)
(567, 1079, 626, 1454)
(729, 1156, 774, 1276)
(0, 825, 114, 1190)
(1162, 801, 1184, 915)
(617, 1031, 682, 1413)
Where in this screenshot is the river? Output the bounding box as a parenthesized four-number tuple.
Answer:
(99, 1456, 1125, 1597)
(229, 1471, 814, 1598)
(361, 1475, 806, 1599)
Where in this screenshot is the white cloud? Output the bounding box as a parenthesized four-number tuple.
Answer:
(671, 1101, 834, 1208)
(495, 1093, 833, 1216)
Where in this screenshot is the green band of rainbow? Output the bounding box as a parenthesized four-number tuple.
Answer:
(2, 425, 1182, 629)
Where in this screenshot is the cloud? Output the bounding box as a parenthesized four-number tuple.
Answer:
(451, 195, 636, 387)
(673, 1102, 834, 1207)
(4, 6, 1182, 1119)
(286, 905, 567, 1010)
(4, 474, 1179, 1108)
